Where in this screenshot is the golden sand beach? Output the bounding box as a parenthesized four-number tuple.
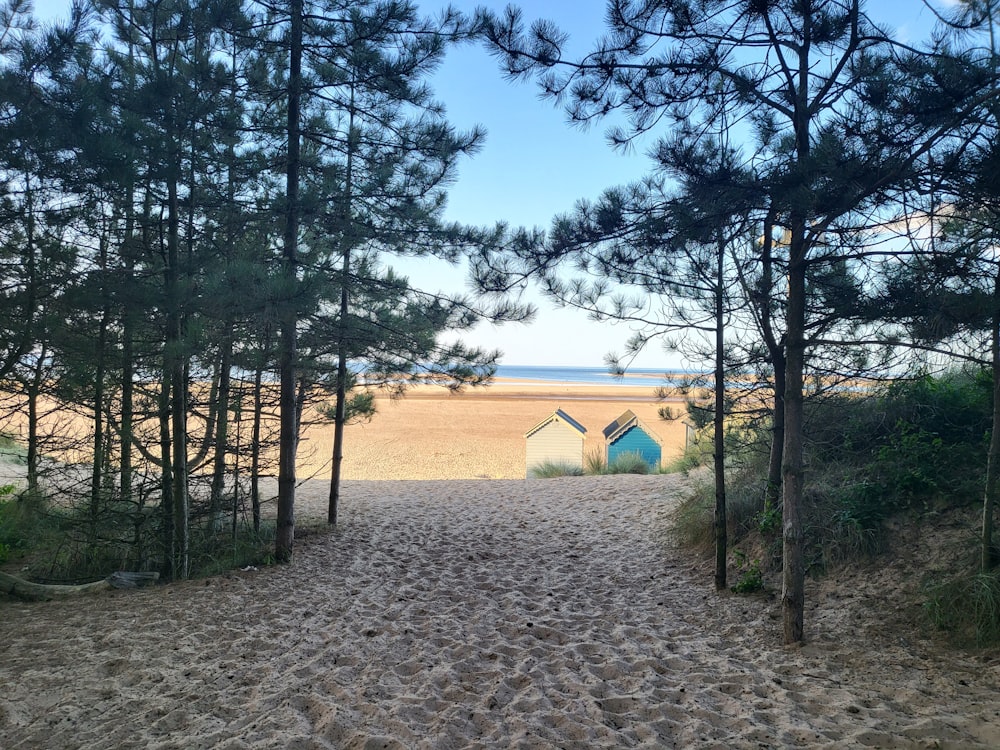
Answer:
(2, 475, 999, 748)
(299, 379, 690, 481)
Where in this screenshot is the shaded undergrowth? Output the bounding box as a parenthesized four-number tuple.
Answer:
(672, 367, 1000, 644)
(0, 475, 280, 585)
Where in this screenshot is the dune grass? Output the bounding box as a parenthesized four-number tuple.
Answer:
(529, 460, 585, 478)
(670, 367, 1000, 642)
(925, 570, 1000, 647)
(533, 450, 662, 478)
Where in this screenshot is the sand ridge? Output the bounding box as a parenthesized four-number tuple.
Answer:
(2, 474, 1000, 748)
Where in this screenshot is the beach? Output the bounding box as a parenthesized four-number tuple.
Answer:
(2, 376, 1000, 748)
(0, 378, 690, 483)
(298, 379, 691, 481)
(2, 474, 1000, 748)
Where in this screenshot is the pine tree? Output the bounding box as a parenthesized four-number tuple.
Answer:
(480, 0, 986, 642)
(261, 0, 518, 551)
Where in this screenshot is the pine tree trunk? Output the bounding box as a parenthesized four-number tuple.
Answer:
(329, 94, 356, 527)
(251, 352, 265, 535)
(120, 267, 134, 506)
(757, 212, 785, 513)
(167, 173, 189, 579)
(983, 270, 1000, 572)
(781, 226, 807, 645)
(91, 227, 111, 519)
(276, 0, 304, 563)
(713, 231, 727, 591)
(329, 255, 349, 526)
(158, 369, 174, 579)
(23, 178, 39, 495)
(91, 315, 107, 519)
(766, 357, 785, 513)
(781, 38, 813, 645)
(209, 326, 233, 533)
(25, 347, 43, 496)
(118, 11, 142, 509)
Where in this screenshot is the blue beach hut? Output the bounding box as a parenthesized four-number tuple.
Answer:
(524, 409, 588, 475)
(602, 410, 663, 470)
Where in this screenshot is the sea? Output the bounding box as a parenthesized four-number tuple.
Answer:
(494, 365, 702, 387)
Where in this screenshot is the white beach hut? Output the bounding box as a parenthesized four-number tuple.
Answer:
(524, 409, 588, 476)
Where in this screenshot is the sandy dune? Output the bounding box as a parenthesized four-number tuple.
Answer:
(2, 474, 1000, 748)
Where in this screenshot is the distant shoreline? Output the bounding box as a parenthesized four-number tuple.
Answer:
(493, 364, 703, 387)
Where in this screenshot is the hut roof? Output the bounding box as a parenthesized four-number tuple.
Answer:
(602, 409, 637, 441)
(602, 409, 662, 445)
(524, 408, 587, 439)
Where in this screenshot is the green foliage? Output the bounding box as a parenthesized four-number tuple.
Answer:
(832, 371, 989, 533)
(755, 503, 781, 535)
(662, 438, 714, 473)
(584, 450, 607, 475)
(798, 373, 988, 570)
(529, 461, 584, 478)
(925, 571, 1000, 647)
(672, 368, 993, 579)
(187, 523, 277, 578)
(0, 486, 11, 564)
(0, 480, 284, 583)
(731, 549, 765, 594)
(663, 451, 705, 474)
(318, 391, 377, 425)
(605, 451, 651, 475)
(672, 472, 770, 552)
(671, 480, 715, 549)
(0, 485, 50, 562)
(534, 451, 655, 477)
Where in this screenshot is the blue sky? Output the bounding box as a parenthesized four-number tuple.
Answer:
(33, 0, 952, 369)
(417, 0, 951, 368)
(420, 0, 657, 368)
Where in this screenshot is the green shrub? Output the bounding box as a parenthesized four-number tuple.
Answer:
(731, 549, 765, 594)
(0, 484, 45, 557)
(584, 451, 607, 475)
(529, 461, 584, 478)
(187, 522, 277, 577)
(671, 367, 994, 579)
(754, 503, 781, 535)
(605, 451, 651, 475)
(671, 480, 715, 550)
(0, 471, 305, 582)
(925, 571, 1000, 647)
(825, 371, 990, 535)
(671, 469, 771, 553)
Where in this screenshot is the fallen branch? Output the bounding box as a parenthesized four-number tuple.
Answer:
(0, 571, 113, 601)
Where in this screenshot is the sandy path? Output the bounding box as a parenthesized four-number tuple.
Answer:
(2, 474, 999, 748)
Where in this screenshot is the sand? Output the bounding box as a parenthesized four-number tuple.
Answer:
(298, 381, 691, 481)
(3, 473, 1000, 749)
(0, 381, 691, 482)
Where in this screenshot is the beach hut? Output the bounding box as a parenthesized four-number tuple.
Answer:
(683, 419, 698, 450)
(602, 409, 663, 470)
(524, 409, 587, 475)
